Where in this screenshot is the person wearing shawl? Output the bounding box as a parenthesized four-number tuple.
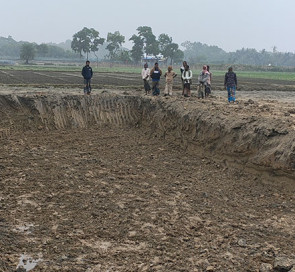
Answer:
(197, 65, 210, 99)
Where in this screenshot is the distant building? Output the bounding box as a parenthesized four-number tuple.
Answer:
(142, 54, 166, 64)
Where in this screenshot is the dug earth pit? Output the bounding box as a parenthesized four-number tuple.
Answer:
(0, 90, 295, 271)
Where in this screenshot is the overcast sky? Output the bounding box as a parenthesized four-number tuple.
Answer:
(1, 0, 294, 53)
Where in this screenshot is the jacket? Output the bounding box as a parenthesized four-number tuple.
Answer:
(82, 65, 93, 80)
(224, 71, 237, 87)
(150, 67, 162, 81)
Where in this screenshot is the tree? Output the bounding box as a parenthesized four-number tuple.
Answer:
(46, 45, 78, 59)
(106, 31, 125, 60)
(0, 36, 20, 58)
(137, 26, 159, 56)
(129, 34, 143, 63)
(129, 26, 160, 63)
(158, 34, 171, 52)
(71, 27, 105, 59)
(20, 43, 35, 64)
(36, 43, 49, 57)
(158, 34, 183, 64)
(116, 49, 132, 63)
(182, 41, 228, 64)
(171, 48, 184, 64)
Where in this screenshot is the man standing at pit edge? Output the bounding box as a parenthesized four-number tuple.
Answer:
(82, 60, 93, 95)
(150, 62, 162, 96)
(224, 66, 237, 103)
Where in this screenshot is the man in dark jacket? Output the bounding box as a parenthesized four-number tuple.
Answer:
(224, 67, 237, 103)
(150, 62, 162, 96)
(82, 60, 93, 95)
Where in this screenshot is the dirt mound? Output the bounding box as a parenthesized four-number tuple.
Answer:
(0, 93, 294, 179)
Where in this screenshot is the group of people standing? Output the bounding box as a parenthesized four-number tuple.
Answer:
(141, 61, 213, 99)
(81, 60, 238, 103)
(141, 61, 238, 102)
(180, 61, 212, 98)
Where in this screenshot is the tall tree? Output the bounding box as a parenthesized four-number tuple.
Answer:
(158, 34, 183, 64)
(20, 43, 35, 64)
(129, 34, 143, 63)
(137, 26, 159, 56)
(116, 49, 132, 63)
(71, 27, 105, 59)
(172, 48, 184, 63)
(106, 31, 125, 60)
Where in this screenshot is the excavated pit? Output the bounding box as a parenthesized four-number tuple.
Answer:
(1, 93, 294, 178)
(1, 92, 295, 271)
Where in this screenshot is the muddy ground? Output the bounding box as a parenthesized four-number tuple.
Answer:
(0, 69, 295, 91)
(0, 69, 295, 272)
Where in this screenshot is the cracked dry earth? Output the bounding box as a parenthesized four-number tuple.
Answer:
(0, 123, 295, 271)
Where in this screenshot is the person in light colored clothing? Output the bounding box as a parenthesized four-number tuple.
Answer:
(164, 66, 177, 96)
(197, 65, 210, 99)
(141, 63, 151, 95)
(182, 65, 193, 97)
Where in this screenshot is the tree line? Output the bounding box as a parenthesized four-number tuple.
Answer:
(0, 36, 79, 63)
(70, 26, 184, 64)
(1, 26, 295, 67)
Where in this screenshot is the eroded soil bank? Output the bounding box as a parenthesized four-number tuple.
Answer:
(0, 91, 295, 271)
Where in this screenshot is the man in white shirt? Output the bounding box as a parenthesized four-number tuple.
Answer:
(141, 63, 151, 95)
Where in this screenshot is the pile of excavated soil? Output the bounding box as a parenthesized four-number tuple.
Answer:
(0, 88, 295, 271)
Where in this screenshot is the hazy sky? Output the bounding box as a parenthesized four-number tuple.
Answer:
(1, 0, 294, 53)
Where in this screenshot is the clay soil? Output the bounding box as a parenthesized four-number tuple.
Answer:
(0, 69, 295, 272)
